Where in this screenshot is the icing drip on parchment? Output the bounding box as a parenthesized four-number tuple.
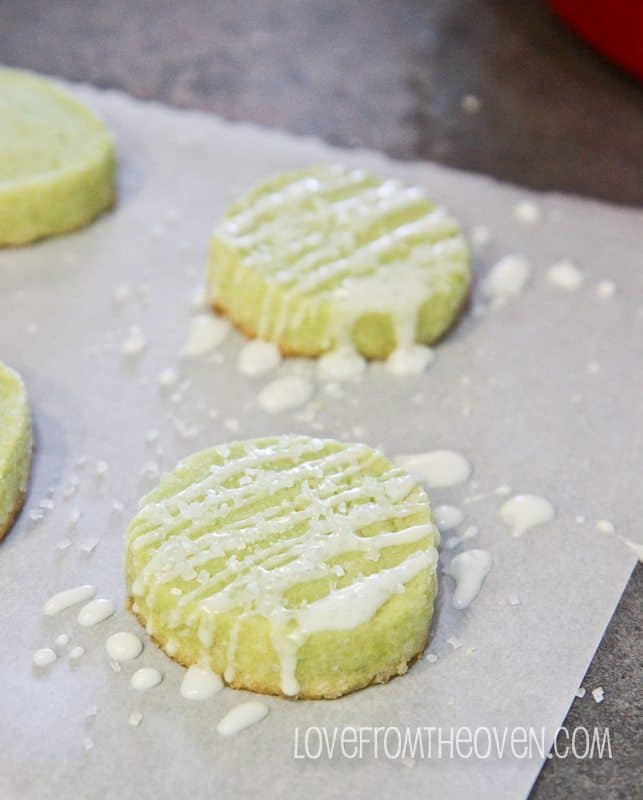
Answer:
(500, 494, 555, 537)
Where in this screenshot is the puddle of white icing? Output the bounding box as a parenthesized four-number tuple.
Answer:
(482, 255, 530, 305)
(216, 702, 269, 736)
(33, 648, 57, 667)
(500, 495, 555, 537)
(105, 632, 143, 662)
(433, 505, 464, 532)
(444, 549, 493, 609)
(43, 585, 96, 616)
(238, 340, 282, 376)
(317, 347, 366, 381)
(386, 346, 435, 376)
(180, 665, 223, 700)
(121, 326, 146, 356)
(596, 519, 615, 535)
(257, 376, 313, 413)
(546, 259, 584, 291)
(513, 201, 542, 224)
(158, 367, 178, 388)
(131, 667, 163, 691)
(595, 280, 615, 299)
(470, 224, 490, 247)
(77, 598, 115, 627)
(182, 314, 230, 357)
(395, 450, 471, 488)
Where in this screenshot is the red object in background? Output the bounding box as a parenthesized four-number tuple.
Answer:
(547, 0, 643, 80)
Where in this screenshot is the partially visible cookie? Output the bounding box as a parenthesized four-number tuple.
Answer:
(0, 69, 116, 246)
(0, 363, 32, 539)
(208, 165, 470, 358)
(126, 435, 438, 699)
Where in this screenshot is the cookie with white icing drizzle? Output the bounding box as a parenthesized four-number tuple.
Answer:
(207, 165, 470, 358)
(126, 435, 439, 699)
(0, 363, 32, 539)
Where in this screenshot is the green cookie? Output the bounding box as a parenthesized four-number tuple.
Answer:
(208, 165, 470, 358)
(0, 363, 32, 539)
(126, 435, 438, 699)
(0, 69, 115, 246)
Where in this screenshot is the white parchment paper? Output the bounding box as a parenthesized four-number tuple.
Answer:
(0, 81, 641, 800)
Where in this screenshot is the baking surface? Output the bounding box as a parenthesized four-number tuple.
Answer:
(0, 84, 641, 800)
(3, 2, 642, 789)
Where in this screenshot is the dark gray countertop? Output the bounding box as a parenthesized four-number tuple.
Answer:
(1, 0, 641, 797)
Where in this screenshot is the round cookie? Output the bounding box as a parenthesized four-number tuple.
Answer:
(126, 435, 438, 699)
(207, 165, 470, 358)
(0, 69, 115, 246)
(0, 363, 32, 539)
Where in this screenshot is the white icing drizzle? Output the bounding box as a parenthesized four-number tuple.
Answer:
(217, 702, 269, 736)
(482, 255, 530, 306)
(78, 598, 115, 627)
(546, 259, 584, 291)
(500, 495, 555, 538)
(43, 584, 96, 616)
(127, 436, 437, 697)
(317, 347, 366, 381)
(257, 376, 313, 413)
(105, 632, 143, 662)
(33, 648, 57, 667)
(180, 665, 223, 700)
(464, 484, 511, 505)
(444, 549, 492, 609)
(238, 340, 282, 376)
(183, 314, 230, 357)
(622, 537, 643, 562)
(131, 667, 163, 691)
(394, 450, 471, 488)
(293, 553, 432, 636)
(386, 345, 435, 376)
(594, 520, 643, 562)
(433, 505, 464, 532)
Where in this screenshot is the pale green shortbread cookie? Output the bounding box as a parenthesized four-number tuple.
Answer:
(0, 69, 115, 246)
(0, 363, 32, 539)
(208, 165, 470, 358)
(126, 435, 438, 699)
